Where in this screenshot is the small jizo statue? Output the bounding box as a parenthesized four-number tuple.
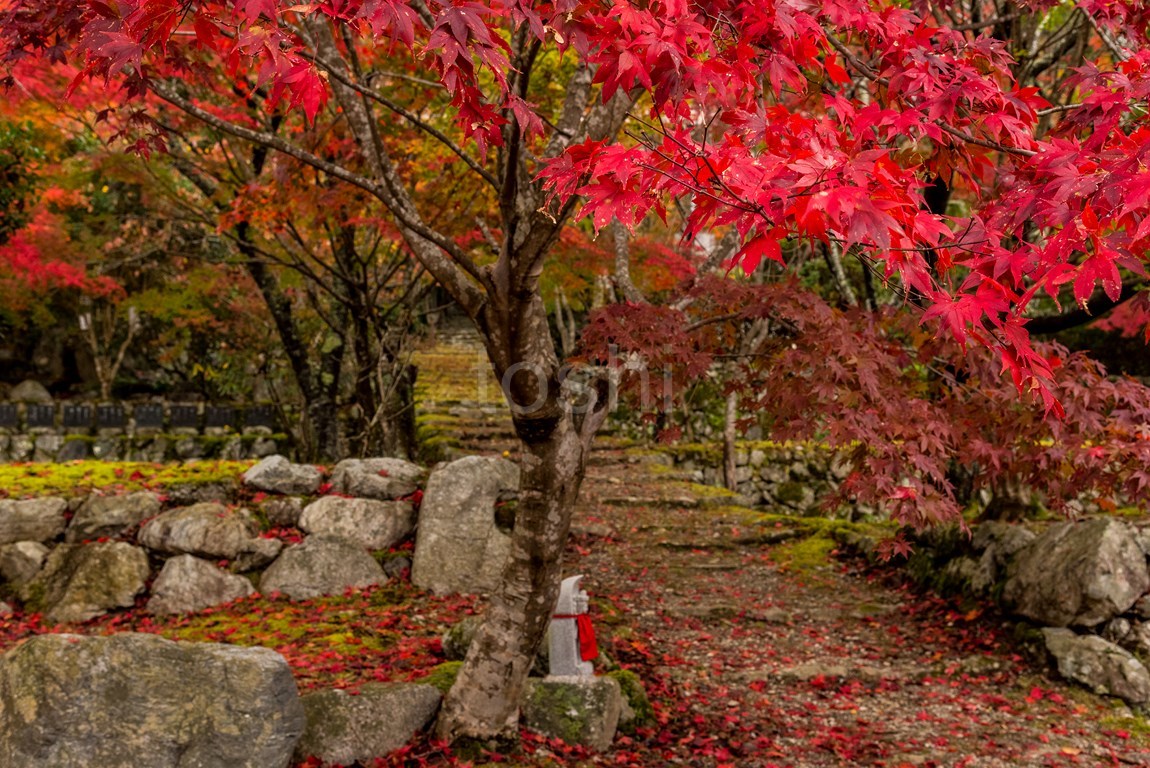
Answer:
(548, 574, 599, 677)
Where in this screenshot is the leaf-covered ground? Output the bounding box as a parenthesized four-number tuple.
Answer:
(568, 454, 1150, 767)
(1, 451, 1148, 766)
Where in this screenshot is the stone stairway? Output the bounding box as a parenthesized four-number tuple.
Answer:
(412, 322, 636, 463)
(413, 323, 519, 461)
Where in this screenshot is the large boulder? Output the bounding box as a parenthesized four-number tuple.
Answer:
(0, 633, 305, 768)
(330, 458, 425, 501)
(1043, 628, 1150, 705)
(412, 456, 519, 595)
(242, 455, 324, 496)
(138, 502, 258, 560)
(147, 555, 256, 615)
(969, 522, 1036, 595)
(23, 542, 149, 624)
(0, 541, 48, 587)
(1003, 519, 1149, 627)
(521, 676, 623, 751)
(9, 380, 52, 403)
(294, 683, 441, 766)
(66, 492, 162, 543)
(0, 498, 67, 545)
(260, 535, 386, 600)
(299, 496, 416, 550)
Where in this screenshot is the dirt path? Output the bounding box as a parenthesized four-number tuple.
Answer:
(566, 451, 1150, 768)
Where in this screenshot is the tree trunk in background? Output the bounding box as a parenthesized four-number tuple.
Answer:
(723, 390, 738, 492)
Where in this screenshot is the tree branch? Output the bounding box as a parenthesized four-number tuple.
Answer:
(1026, 282, 1141, 335)
(299, 48, 500, 189)
(612, 220, 646, 304)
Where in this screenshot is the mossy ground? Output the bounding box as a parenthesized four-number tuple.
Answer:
(768, 533, 838, 573)
(0, 460, 254, 499)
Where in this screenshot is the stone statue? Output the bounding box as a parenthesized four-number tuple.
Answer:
(549, 574, 597, 677)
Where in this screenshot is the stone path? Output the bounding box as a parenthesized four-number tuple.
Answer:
(568, 455, 1150, 767)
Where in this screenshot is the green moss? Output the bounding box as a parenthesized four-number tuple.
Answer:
(683, 482, 739, 499)
(769, 534, 837, 573)
(20, 581, 46, 615)
(317, 631, 392, 653)
(524, 681, 589, 744)
(775, 481, 807, 504)
(607, 669, 654, 733)
(422, 661, 463, 695)
(752, 511, 894, 542)
(0, 460, 254, 499)
(1100, 711, 1150, 745)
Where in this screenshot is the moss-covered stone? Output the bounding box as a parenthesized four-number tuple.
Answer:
(295, 683, 441, 766)
(607, 669, 654, 734)
(520, 676, 622, 751)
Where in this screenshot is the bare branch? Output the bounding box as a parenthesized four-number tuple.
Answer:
(300, 48, 500, 189)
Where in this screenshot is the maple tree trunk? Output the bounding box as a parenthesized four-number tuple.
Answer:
(435, 408, 591, 743)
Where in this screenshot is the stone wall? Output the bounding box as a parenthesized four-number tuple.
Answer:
(665, 442, 865, 516)
(900, 518, 1150, 707)
(0, 401, 287, 463)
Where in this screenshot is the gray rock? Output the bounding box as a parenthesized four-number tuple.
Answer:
(521, 676, 622, 751)
(147, 555, 255, 615)
(251, 438, 279, 458)
(1125, 622, 1150, 656)
(0, 541, 48, 587)
(9, 380, 52, 403)
(243, 455, 324, 496)
(0, 497, 67, 545)
(294, 683, 441, 765)
(7, 435, 32, 462)
(33, 433, 63, 460)
(971, 521, 1036, 559)
(1135, 526, 1150, 558)
(330, 458, 425, 501)
(1135, 595, 1150, 620)
(259, 497, 305, 528)
(299, 496, 416, 550)
(90, 438, 124, 461)
(66, 492, 162, 543)
(57, 440, 89, 462)
(1043, 628, 1150, 705)
(1105, 617, 1134, 645)
(1004, 519, 1149, 627)
(412, 456, 519, 595)
(232, 537, 284, 572)
(260, 535, 386, 600)
(383, 555, 412, 579)
(0, 633, 304, 768)
(969, 549, 1000, 596)
(941, 556, 981, 593)
(138, 502, 258, 559)
(24, 542, 149, 624)
(163, 481, 234, 506)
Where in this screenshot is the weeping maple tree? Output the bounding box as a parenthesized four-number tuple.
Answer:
(3, 0, 1150, 743)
